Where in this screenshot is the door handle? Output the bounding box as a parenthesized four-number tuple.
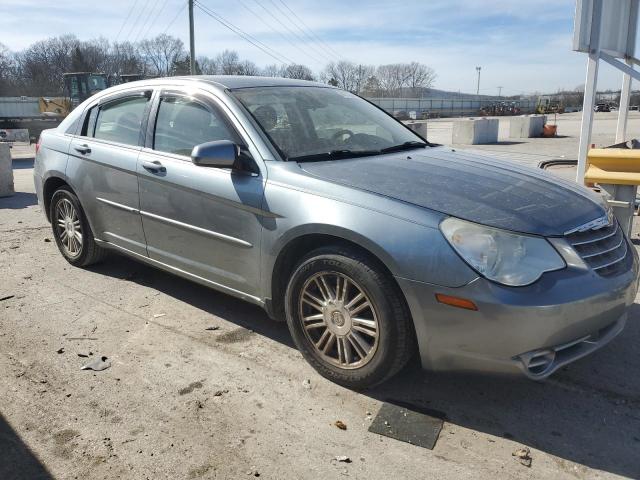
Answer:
(74, 144, 91, 155)
(142, 160, 166, 173)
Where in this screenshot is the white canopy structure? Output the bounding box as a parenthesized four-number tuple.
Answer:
(574, 0, 640, 182)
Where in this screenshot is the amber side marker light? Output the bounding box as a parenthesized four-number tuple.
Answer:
(435, 294, 478, 311)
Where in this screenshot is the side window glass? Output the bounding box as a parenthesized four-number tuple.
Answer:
(153, 96, 237, 156)
(92, 96, 149, 146)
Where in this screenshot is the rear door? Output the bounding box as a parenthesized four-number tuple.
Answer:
(137, 89, 265, 300)
(67, 89, 152, 256)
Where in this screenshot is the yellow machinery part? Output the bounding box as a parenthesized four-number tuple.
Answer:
(38, 97, 71, 117)
(584, 148, 640, 185)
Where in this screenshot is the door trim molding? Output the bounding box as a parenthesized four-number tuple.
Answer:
(96, 197, 140, 213)
(96, 197, 253, 248)
(140, 210, 253, 248)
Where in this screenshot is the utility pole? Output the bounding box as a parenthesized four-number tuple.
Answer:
(475, 66, 481, 96)
(497, 86, 503, 97)
(189, 0, 196, 75)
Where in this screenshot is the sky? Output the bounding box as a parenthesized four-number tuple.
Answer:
(0, 0, 631, 95)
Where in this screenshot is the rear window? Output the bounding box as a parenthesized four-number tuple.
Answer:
(86, 96, 149, 146)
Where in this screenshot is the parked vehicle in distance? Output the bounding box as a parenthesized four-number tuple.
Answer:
(594, 103, 611, 112)
(34, 76, 639, 388)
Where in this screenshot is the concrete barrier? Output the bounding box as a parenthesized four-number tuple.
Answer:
(404, 121, 428, 139)
(0, 128, 30, 143)
(452, 118, 498, 144)
(509, 115, 546, 139)
(0, 143, 14, 197)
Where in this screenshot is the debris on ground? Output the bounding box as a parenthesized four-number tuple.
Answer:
(205, 326, 220, 331)
(302, 379, 311, 389)
(0, 295, 15, 302)
(214, 389, 229, 397)
(512, 447, 532, 467)
(334, 420, 347, 430)
(333, 455, 352, 463)
(368, 402, 444, 450)
(153, 313, 166, 318)
(178, 381, 204, 395)
(44, 238, 51, 242)
(80, 356, 111, 371)
(56, 347, 64, 354)
(77, 352, 93, 358)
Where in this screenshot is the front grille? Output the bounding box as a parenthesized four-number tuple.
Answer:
(565, 220, 631, 277)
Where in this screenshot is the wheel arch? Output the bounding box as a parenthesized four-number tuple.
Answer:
(266, 226, 407, 323)
(42, 175, 72, 222)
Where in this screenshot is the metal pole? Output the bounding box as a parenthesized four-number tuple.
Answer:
(576, 0, 602, 184)
(616, 59, 633, 143)
(577, 52, 600, 183)
(497, 86, 502, 97)
(475, 66, 481, 95)
(189, 0, 196, 75)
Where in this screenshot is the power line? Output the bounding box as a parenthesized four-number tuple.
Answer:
(276, 0, 345, 61)
(115, 0, 141, 42)
(162, 1, 188, 34)
(140, 0, 172, 39)
(133, 0, 164, 43)
(268, 0, 338, 63)
(194, 1, 295, 65)
(234, 0, 323, 66)
(250, 0, 329, 65)
(124, 0, 154, 43)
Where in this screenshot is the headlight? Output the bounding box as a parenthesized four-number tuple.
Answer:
(440, 217, 565, 286)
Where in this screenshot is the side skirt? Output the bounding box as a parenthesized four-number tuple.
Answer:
(94, 238, 265, 308)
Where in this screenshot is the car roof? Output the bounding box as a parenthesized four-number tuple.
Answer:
(167, 75, 330, 89)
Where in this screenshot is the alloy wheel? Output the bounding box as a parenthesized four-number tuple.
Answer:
(298, 271, 379, 369)
(55, 198, 83, 257)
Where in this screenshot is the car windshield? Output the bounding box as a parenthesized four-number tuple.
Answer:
(231, 86, 427, 161)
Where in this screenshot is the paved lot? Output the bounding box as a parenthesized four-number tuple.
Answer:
(2, 115, 640, 480)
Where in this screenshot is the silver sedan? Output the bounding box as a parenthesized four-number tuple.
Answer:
(34, 76, 639, 388)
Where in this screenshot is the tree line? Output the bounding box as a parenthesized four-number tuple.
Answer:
(0, 34, 436, 98)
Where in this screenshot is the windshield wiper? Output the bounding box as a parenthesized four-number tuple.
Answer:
(290, 149, 380, 162)
(380, 141, 428, 154)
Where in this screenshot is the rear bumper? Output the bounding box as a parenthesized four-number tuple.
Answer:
(396, 247, 639, 378)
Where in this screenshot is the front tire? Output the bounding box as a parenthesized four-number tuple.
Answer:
(50, 186, 106, 267)
(285, 246, 415, 389)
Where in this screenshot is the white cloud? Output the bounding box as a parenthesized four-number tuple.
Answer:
(0, 0, 630, 93)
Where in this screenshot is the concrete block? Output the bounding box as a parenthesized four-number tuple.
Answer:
(509, 115, 546, 138)
(0, 143, 14, 197)
(404, 121, 428, 139)
(452, 118, 498, 144)
(0, 128, 29, 143)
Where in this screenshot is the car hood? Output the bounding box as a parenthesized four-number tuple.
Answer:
(298, 147, 606, 236)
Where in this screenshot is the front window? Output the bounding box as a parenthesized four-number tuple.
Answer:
(153, 96, 238, 156)
(231, 86, 426, 161)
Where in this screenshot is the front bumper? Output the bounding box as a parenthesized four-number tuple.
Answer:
(396, 244, 639, 379)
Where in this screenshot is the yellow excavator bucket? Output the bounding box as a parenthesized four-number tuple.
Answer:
(38, 97, 71, 117)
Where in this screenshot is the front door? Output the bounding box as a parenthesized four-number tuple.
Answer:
(67, 90, 152, 256)
(137, 90, 265, 300)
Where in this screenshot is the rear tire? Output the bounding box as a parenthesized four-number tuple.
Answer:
(50, 186, 106, 267)
(284, 245, 415, 389)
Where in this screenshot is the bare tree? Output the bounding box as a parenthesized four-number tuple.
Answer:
(282, 64, 315, 80)
(197, 55, 218, 75)
(238, 60, 261, 76)
(321, 61, 373, 93)
(138, 34, 185, 76)
(405, 62, 436, 92)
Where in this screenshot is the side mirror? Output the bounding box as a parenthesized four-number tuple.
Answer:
(191, 140, 239, 168)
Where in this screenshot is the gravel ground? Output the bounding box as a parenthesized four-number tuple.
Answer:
(2, 116, 640, 480)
